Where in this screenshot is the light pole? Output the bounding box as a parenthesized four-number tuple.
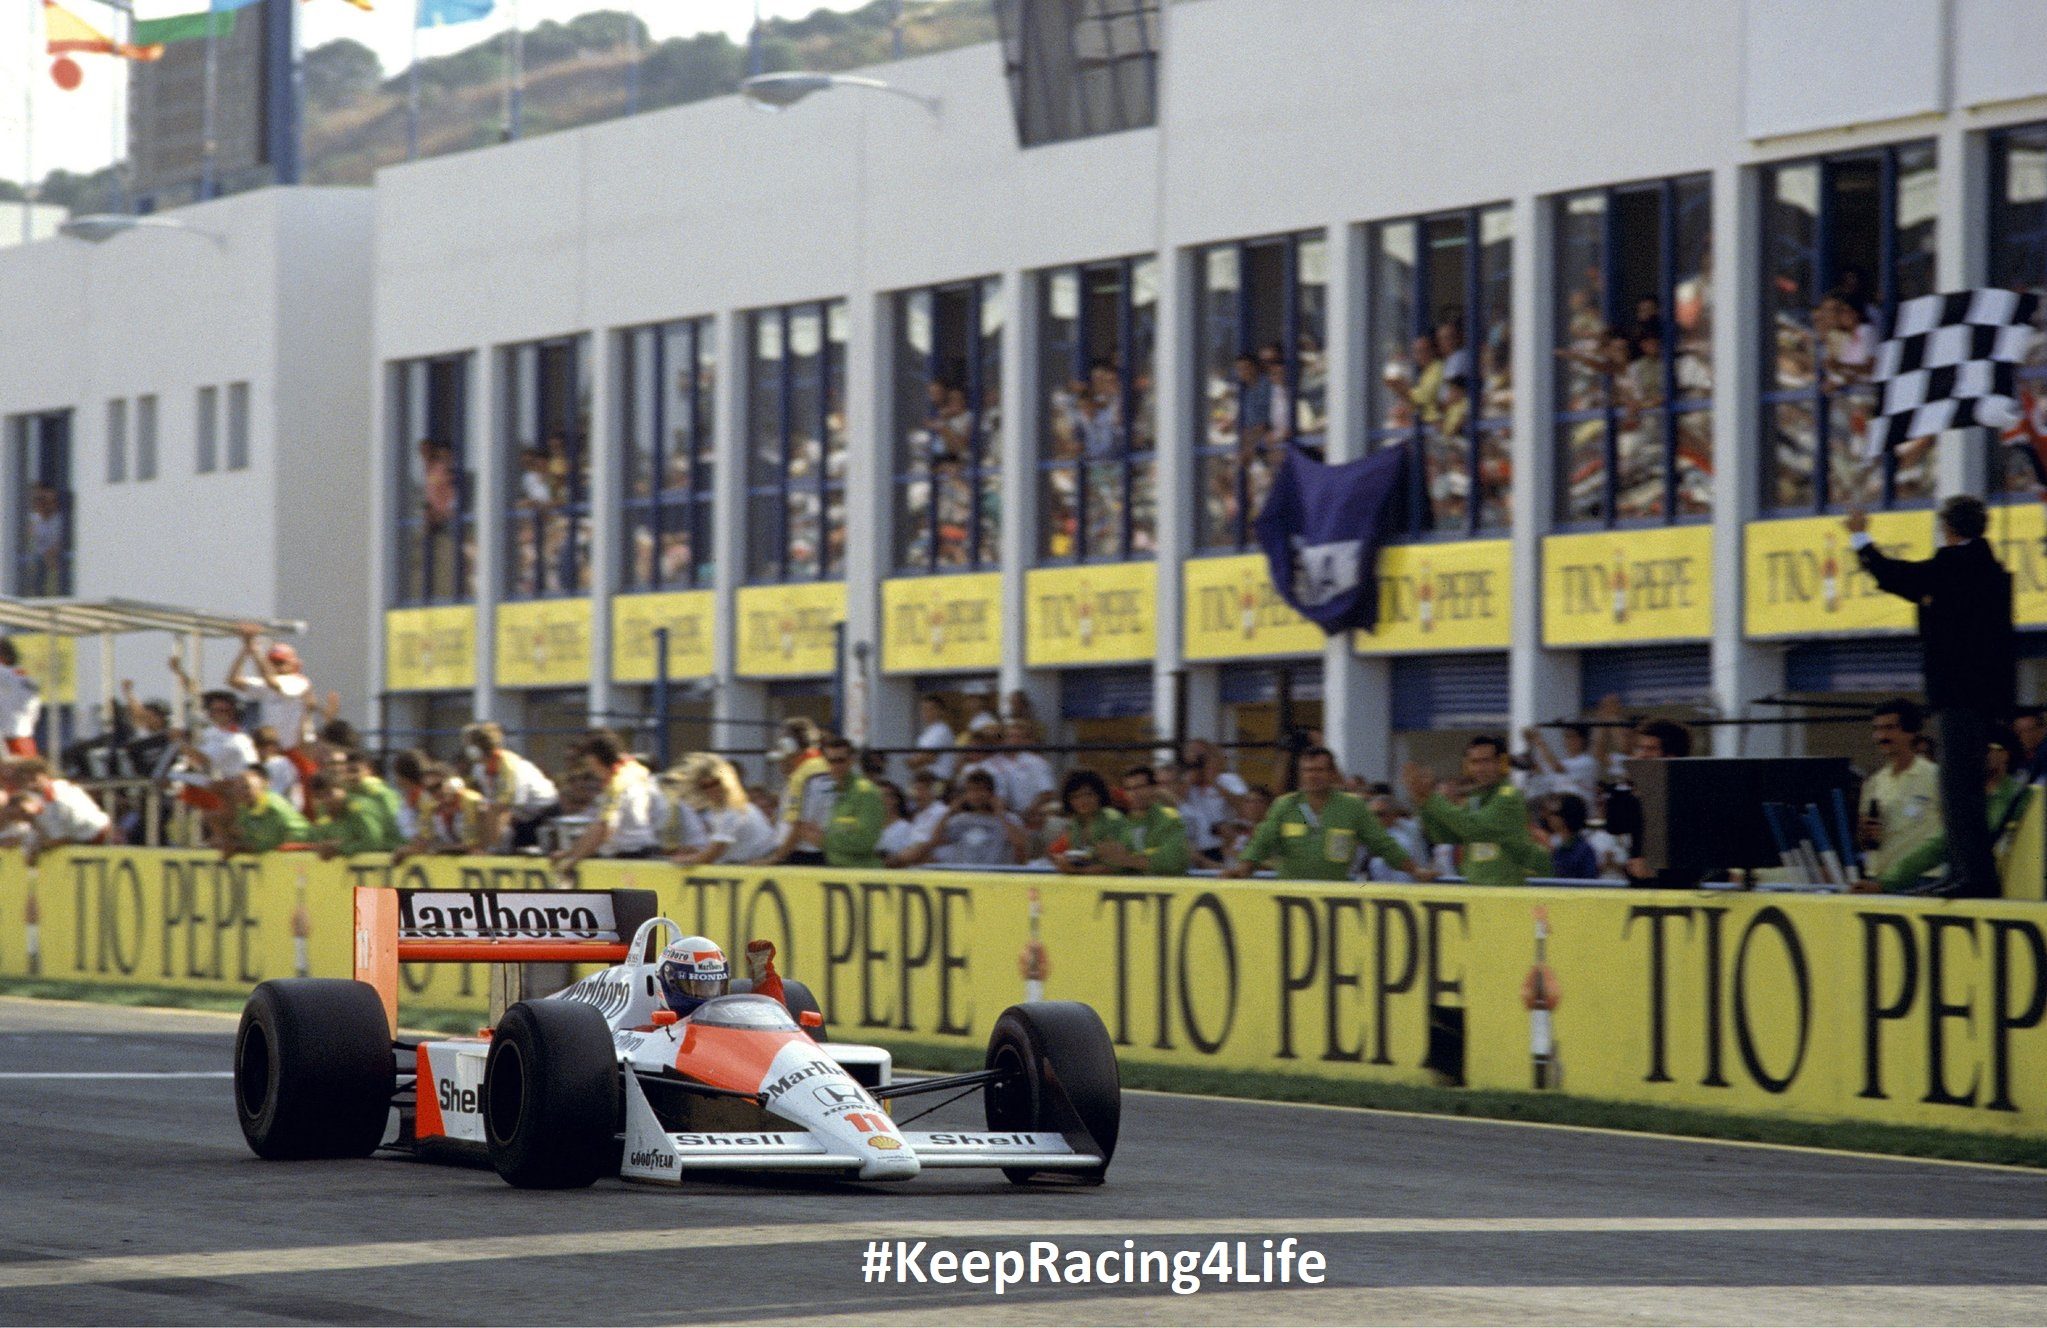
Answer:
(739, 72, 941, 118)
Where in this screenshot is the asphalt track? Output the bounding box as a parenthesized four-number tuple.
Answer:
(3, 997, 2046, 1326)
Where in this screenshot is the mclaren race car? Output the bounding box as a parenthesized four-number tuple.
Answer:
(231, 886, 1119, 1189)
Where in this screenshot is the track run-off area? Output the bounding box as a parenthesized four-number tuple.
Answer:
(2, 997, 2045, 1325)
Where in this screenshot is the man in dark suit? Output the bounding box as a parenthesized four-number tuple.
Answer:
(1847, 495, 2016, 897)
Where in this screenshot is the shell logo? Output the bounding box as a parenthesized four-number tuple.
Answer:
(867, 1136, 903, 1151)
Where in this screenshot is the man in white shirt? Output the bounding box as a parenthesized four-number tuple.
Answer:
(552, 730, 663, 872)
(228, 626, 322, 773)
(462, 721, 559, 851)
(1178, 739, 1249, 859)
(1523, 723, 1599, 806)
(0, 640, 44, 757)
(1, 758, 112, 864)
(990, 719, 1057, 815)
(906, 696, 959, 782)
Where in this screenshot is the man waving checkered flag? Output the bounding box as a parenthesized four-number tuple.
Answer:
(1869, 288, 2040, 455)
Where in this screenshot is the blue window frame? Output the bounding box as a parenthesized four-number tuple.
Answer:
(893, 278, 1002, 572)
(1551, 175, 1714, 527)
(9, 409, 71, 598)
(619, 319, 715, 591)
(1037, 256, 1157, 563)
(748, 300, 847, 583)
(392, 354, 472, 605)
(1759, 141, 1937, 513)
(501, 336, 591, 599)
(1989, 122, 2047, 499)
(1366, 206, 1513, 537)
(1195, 231, 1327, 551)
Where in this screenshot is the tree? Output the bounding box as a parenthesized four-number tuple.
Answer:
(305, 39, 383, 111)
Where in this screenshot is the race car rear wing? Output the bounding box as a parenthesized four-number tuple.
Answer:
(353, 885, 660, 1034)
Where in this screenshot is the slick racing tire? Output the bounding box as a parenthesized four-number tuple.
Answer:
(782, 978, 828, 1041)
(485, 999, 619, 1189)
(983, 1001, 1120, 1185)
(235, 979, 395, 1161)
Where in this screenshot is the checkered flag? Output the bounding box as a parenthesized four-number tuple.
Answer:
(1869, 288, 2040, 454)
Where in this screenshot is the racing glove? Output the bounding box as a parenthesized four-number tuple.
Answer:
(746, 939, 785, 1007)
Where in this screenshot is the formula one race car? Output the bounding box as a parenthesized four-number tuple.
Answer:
(231, 886, 1119, 1188)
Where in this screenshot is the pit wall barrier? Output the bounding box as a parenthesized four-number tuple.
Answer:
(3, 849, 2044, 1140)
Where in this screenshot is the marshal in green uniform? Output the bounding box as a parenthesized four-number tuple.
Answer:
(1419, 780, 1549, 886)
(1236, 790, 1413, 881)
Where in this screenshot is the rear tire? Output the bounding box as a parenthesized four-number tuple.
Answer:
(235, 979, 394, 1161)
(484, 1000, 619, 1189)
(983, 1001, 1120, 1185)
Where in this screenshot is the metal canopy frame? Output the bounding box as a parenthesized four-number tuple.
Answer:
(0, 597, 306, 754)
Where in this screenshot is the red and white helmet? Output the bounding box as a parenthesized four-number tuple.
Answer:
(656, 937, 729, 1016)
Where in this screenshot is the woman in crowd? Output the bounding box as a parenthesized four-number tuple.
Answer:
(1047, 769, 1130, 876)
(669, 752, 778, 868)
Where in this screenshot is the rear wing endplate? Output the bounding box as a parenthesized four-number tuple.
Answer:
(353, 885, 660, 1034)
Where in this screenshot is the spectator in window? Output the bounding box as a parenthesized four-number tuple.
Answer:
(251, 726, 300, 808)
(25, 485, 65, 597)
(552, 730, 664, 871)
(906, 696, 959, 782)
(1064, 360, 1125, 460)
(461, 722, 559, 852)
(1236, 353, 1273, 457)
(220, 766, 308, 859)
(1406, 334, 1445, 426)
(1861, 725, 2026, 893)
(669, 753, 778, 867)
(1818, 294, 1876, 392)
(420, 439, 458, 529)
(1048, 769, 1131, 876)
(0, 639, 44, 758)
(226, 626, 325, 779)
(1522, 723, 1598, 806)
(0, 757, 112, 863)
(784, 735, 885, 870)
(1539, 793, 1599, 881)
(1436, 319, 1471, 385)
(1234, 747, 1420, 882)
(898, 769, 1026, 868)
(1093, 765, 1190, 876)
(396, 764, 489, 862)
(992, 718, 1056, 815)
(305, 771, 381, 859)
(1856, 699, 1943, 888)
(1404, 737, 1547, 887)
(872, 778, 926, 868)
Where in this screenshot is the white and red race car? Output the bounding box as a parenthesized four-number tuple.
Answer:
(232, 886, 1119, 1189)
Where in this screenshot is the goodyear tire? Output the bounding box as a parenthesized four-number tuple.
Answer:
(235, 979, 395, 1161)
(782, 978, 828, 1040)
(983, 1001, 1120, 1185)
(484, 999, 619, 1189)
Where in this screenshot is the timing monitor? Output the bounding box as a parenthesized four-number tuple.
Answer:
(1624, 756, 1860, 873)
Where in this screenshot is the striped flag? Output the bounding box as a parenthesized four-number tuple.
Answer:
(418, 0, 494, 25)
(43, 0, 164, 59)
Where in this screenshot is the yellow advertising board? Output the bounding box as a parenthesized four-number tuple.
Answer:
(881, 573, 1003, 674)
(1357, 539, 1513, 655)
(1182, 555, 1321, 661)
(735, 581, 846, 678)
(384, 606, 477, 693)
(611, 591, 716, 684)
(1024, 562, 1157, 667)
(11, 632, 76, 705)
(8, 849, 2047, 1140)
(1744, 513, 1929, 638)
(1988, 501, 2047, 629)
(494, 598, 593, 689)
(1542, 525, 1714, 647)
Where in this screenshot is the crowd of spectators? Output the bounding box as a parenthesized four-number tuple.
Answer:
(4, 624, 2030, 896)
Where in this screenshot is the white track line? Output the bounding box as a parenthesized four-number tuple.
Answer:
(0, 1071, 232, 1080)
(5, 1217, 2047, 1291)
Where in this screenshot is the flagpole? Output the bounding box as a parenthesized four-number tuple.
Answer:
(748, 0, 761, 77)
(623, 0, 639, 117)
(503, 0, 521, 142)
(22, 0, 34, 244)
(200, 4, 220, 199)
(407, 0, 420, 160)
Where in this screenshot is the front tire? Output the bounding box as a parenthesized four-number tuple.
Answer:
(484, 1000, 619, 1189)
(235, 979, 394, 1160)
(984, 1001, 1120, 1185)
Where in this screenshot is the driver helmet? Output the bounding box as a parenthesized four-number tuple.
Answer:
(656, 937, 730, 1016)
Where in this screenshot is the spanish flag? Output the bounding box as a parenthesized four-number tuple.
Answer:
(44, 0, 165, 60)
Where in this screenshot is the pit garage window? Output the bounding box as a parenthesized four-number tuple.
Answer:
(391, 353, 472, 606)
(1195, 231, 1327, 552)
(8, 409, 72, 598)
(500, 335, 592, 599)
(1551, 176, 1714, 527)
(1990, 122, 2047, 500)
(995, 0, 1159, 149)
(620, 318, 716, 591)
(893, 278, 1002, 573)
(1037, 256, 1157, 563)
(1367, 205, 1513, 537)
(1760, 141, 1937, 513)
(747, 300, 849, 584)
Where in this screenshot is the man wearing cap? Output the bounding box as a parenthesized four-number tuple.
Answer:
(1849, 495, 2017, 897)
(228, 624, 327, 785)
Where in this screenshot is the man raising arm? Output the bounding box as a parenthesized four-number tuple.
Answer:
(1226, 747, 1430, 882)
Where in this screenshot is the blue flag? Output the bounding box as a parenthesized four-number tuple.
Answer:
(417, 0, 495, 26)
(1252, 444, 1413, 635)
